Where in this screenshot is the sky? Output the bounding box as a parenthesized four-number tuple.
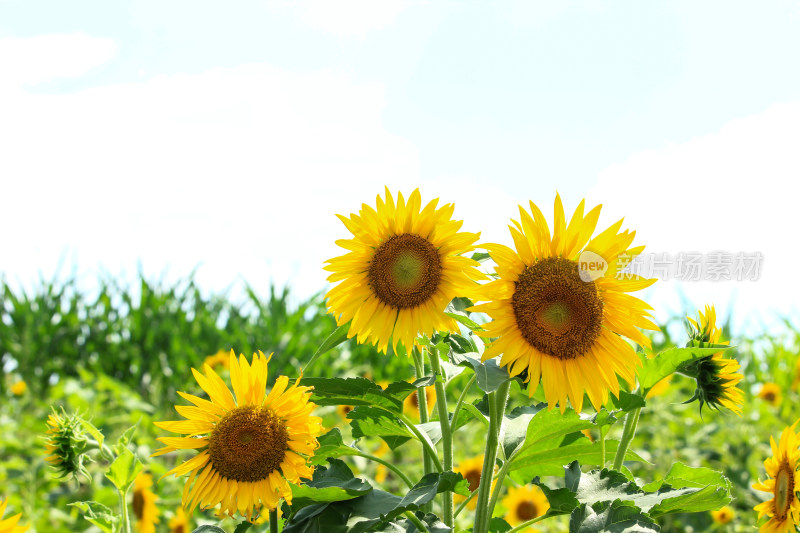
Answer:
(1, 1, 799, 337)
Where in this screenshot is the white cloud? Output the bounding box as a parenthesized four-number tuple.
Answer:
(0, 33, 116, 90)
(588, 102, 800, 333)
(291, 0, 409, 36)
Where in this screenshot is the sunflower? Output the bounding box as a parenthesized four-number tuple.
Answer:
(44, 409, 88, 479)
(473, 195, 658, 412)
(753, 421, 800, 533)
(683, 305, 744, 415)
(10, 380, 26, 396)
(167, 507, 189, 533)
(324, 188, 485, 354)
(153, 350, 323, 520)
(0, 499, 28, 533)
(502, 485, 550, 526)
(204, 350, 231, 370)
(759, 383, 783, 407)
(132, 472, 160, 533)
(454, 455, 493, 510)
(710, 505, 735, 525)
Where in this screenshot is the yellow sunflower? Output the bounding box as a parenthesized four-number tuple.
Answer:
(759, 383, 783, 407)
(0, 499, 28, 533)
(132, 472, 160, 533)
(454, 455, 493, 510)
(685, 305, 744, 415)
(153, 350, 323, 520)
(324, 188, 485, 354)
(753, 421, 800, 533)
(167, 507, 189, 533)
(403, 381, 436, 418)
(336, 404, 355, 422)
(501, 485, 550, 526)
(473, 195, 658, 412)
(203, 350, 231, 370)
(711, 505, 735, 525)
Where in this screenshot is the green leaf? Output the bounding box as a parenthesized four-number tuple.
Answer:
(637, 346, 730, 396)
(511, 440, 646, 481)
(112, 421, 140, 455)
(68, 501, 119, 533)
(348, 406, 414, 450)
(305, 377, 406, 413)
(192, 527, 228, 533)
(569, 500, 660, 533)
(290, 458, 373, 512)
(80, 419, 105, 453)
(444, 311, 484, 332)
(308, 428, 362, 466)
(372, 512, 452, 533)
(104, 447, 143, 493)
(449, 352, 512, 393)
(609, 391, 646, 412)
(233, 522, 254, 533)
(502, 404, 545, 459)
(488, 517, 513, 533)
(304, 322, 351, 372)
(442, 332, 478, 355)
(642, 463, 732, 517)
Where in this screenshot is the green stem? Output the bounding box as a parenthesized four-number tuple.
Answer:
(454, 488, 477, 517)
(612, 407, 641, 471)
(118, 489, 131, 533)
(507, 514, 547, 533)
(398, 412, 443, 472)
(270, 508, 279, 533)
(427, 349, 453, 527)
(472, 381, 511, 533)
(404, 511, 430, 533)
(487, 457, 513, 523)
(600, 425, 607, 469)
(411, 348, 433, 483)
(352, 451, 415, 489)
(450, 374, 476, 430)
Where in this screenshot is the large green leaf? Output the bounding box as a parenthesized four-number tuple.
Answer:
(289, 458, 373, 512)
(510, 440, 646, 481)
(304, 322, 351, 371)
(501, 404, 545, 459)
(569, 500, 660, 533)
(348, 406, 414, 450)
(308, 428, 360, 466)
(637, 346, 731, 395)
(372, 512, 452, 533)
(104, 447, 143, 493)
(643, 463, 732, 516)
(67, 501, 119, 533)
(305, 377, 404, 413)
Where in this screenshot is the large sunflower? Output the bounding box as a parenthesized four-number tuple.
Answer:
(153, 351, 322, 520)
(324, 188, 485, 354)
(473, 195, 658, 412)
(753, 422, 800, 533)
(132, 472, 160, 533)
(0, 499, 28, 533)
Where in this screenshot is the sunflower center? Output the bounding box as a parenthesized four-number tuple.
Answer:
(775, 461, 795, 520)
(763, 391, 776, 403)
(368, 233, 442, 309)
(132, 491, 144, 519)
(208, 405, 289, 483)
(515, 500, 539, 521)
(464, 469, 481, 492)
(511, 257, 604, 360)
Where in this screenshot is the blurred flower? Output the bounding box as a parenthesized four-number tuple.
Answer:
(403, 382, 436, 418)
(682, 305, 744, 415)
(44, 409, 89, 480)
(0, 498, 28, 533)
(153, 350, 322, 520)
(336, 404, 354, 422)
(501, 485, 550, 526)
(132, 472, 160, 533)
(10, 380, 26, 396)
(758, 383, 783, 407)
(473, 195, 658, 413)
(167, 507, 189, 533)
(203, 350, 230, 370)
(324, 188, 485, 354)
(792, 357, 800, 391)
(753, 421, 800, 533)
(454, 455, 491, 510)
(646, 374, 673, 399)
(710, 505, 735, 525)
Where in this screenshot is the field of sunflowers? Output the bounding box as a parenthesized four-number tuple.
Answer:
(2, 190, 799, 533)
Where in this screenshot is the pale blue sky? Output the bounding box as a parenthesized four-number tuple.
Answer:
(1, 1, 799, 334)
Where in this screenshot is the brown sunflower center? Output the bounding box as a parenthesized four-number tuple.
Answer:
(515, 500, 539, 521)
(511, 257, 604, 360)
(132, 490, 144, 519)
(763, 391, 776, 403)
(464, 469, 481, 492)
(775, 461, 795, 520)
(368, 233, 442, 309)
(208, 405, 289, 483)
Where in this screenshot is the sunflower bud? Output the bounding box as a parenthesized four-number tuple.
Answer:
(44, 409, 90, 480)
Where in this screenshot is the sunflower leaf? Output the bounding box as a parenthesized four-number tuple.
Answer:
(569, 500, 660, 533)
(371, 512, 452, 533)
(304, 322, 351, 373)
(104, 447, 143, 493)
(67, 501, 119, 533)
(445, 311, 485, 332)
(308, 428, 362, 466)
(509, 440, 647, 482)
(289, 458, 373, 512)
(192, 527, 227, 533)
(305, 377, 406, 413)
(449, 352, 512, 393)
(348, 406, 414, 450)
(233, 523, 254, 533)
(637, 346, 731, 396)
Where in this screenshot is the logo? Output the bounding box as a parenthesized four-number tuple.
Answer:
(578, 251, 608, 282)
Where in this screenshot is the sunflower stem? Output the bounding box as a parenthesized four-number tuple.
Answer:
(612, 406, 641, 471)
(269, 508, 279, 533)
(506, 514, 547, 533)
(450, 374, 476, 432)
(118, 489, 131, 533)
(352, 451, 415, 489)
(404, 511, 430, 533)
(412, 346, 434, 514)
(473, 381, 510, 533)
(454, 488, 477, 517)
(427, 348, 453, 527)
(398, 412, 443, 472)
(600, 425, 607, 469)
